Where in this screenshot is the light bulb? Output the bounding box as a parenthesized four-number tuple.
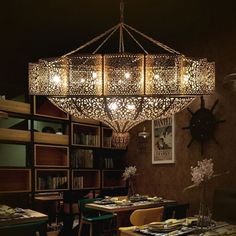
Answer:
(183, 75, 190, 83)
(92, 72, 97, 79)
(154, 74, 160, 79)
(124, 72, 130, 79)
(127, 104, 135, 110)
(118, 79, 122, 84)
(109, 103, 118, 110)
(80, 78, 85, 83)
(52, 75, 61, 84)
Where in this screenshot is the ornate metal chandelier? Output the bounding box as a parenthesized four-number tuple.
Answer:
(29, 1, 215, 148)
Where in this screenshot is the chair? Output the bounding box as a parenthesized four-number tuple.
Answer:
(129, 206, 164, 226)
(78, 198, 116, 236)
(162, 203, 189, 221)
(212, 188, 236, 224)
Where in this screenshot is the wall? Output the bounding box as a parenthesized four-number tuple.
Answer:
(125, 45, 236, 215)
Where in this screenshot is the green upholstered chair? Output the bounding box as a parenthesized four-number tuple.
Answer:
(78, 198, 116, 236)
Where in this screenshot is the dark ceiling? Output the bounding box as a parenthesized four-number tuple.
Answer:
(1, 0, 236, 98)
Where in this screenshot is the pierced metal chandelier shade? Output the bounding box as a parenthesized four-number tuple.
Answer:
(28, 3, 215, 148)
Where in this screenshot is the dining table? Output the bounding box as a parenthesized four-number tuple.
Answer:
(86, 198, 176, 228)
(119, 221, 236, 236)
(0, 208, 48, 236)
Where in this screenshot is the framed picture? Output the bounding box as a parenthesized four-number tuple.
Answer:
(152, 115, 175, 164)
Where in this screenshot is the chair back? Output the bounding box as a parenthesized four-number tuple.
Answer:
(212, 188, 236, 224)
(162, 203, 189, 220)
(130, 206, 164, 226)
(79, 198, 102, 215)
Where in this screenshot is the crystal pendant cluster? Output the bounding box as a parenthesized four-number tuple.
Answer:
(28, 2, 215, 148)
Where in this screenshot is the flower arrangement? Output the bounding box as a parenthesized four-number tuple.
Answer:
(191, 158, 214, 186)
(122, 166, 137, 180)
(184, 158, 228, 191)
(122, 166, 137, 198)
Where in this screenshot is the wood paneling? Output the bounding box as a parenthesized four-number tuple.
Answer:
(0, 128, 30, 142)
(0, 100, 30, 115)
(34, 132, 69, 145)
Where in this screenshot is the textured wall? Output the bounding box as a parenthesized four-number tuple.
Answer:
(125, 56, 236, 215)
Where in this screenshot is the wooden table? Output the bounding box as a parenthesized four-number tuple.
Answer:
(87, 200, 176, 227)
(0, 209, 48, 236)
(119, 223, 236, 236)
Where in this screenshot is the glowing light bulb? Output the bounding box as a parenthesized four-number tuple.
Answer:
(52, 75, 61, 84)
(92, 72, 97, 79)
(154, 74, 160, 79)
(124, 72, 130, 79)
(80, 78, 85, 83)
(109, 103, 118, 110)
(118, 79, 122, 84)
(183, 75, 190, 83)
(127, 104, 135, 110)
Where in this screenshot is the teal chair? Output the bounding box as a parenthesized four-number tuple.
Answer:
(78, 198, 116, 236)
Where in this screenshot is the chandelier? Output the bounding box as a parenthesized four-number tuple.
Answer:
(28, 1, 215, 149)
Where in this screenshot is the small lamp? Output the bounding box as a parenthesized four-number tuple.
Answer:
(223, 68, 236, 91)
(138, 127, 149, 139)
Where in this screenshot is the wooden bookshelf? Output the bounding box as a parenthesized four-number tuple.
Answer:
(0, 99, 30, 115)
(71, 123, 100, 147)
(71, 116, 100, 125)
(72, 169, 100, 190)
(34, 96, 69, 120)
(34, 144, 69, 167)
(34, 132, 69, 145)
(35, 169, 69, 192)
(71, 149, 94, 168)
(102, 170, 126, 189)
(102, 127, 113, 148)
(0, 128, 30, 142)
(0, 169, 31, 193)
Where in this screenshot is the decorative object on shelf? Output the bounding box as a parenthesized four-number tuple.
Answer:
(184, 158, 229, 232)
(182, 96, 225, 155)
(42, 126, 56, 134)
(56, 128, 63, 135)
(152, 116, 175, 164)
(28, 1, 215, 149)
(223, 67, 236, 91)
(122, 166, 137, 198)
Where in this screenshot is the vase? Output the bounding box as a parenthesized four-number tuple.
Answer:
(197, 182, 212, 231)
(127, 178, 135, 199)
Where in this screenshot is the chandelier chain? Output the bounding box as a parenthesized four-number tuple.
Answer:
(92, 24, 120, 54)
(124, 23, 182, 55)
(123, 24, 148, 54)
(62, 23, 119, 57)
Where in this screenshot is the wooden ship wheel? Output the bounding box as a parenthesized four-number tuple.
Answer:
(183, 96, 225, 155)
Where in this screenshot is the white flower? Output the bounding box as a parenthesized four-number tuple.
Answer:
(122, 166, 137, 181)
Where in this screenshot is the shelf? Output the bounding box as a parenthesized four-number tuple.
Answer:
(34, 144, 69, 167)
(0, 99, 30, 115)
(35, 169, 69, 192)
(0, 169, 31, 193)
(0, 128, 30, 142)
(71, 149, 93, 168)
(34, 96, 69, 120)
(72, 123, 100, 147)
(72, 169, 100, 190)
(102, 170, 126, 189)
(34, 132, 69, 145)
(71, 117, 100, 125)
(102, 127, 113, 148)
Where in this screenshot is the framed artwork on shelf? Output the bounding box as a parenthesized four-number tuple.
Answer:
(152, 115, 175, 164)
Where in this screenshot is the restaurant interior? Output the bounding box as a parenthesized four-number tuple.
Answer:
(0, 0, 236, 235)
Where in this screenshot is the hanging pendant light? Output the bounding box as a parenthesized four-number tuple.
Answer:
(28, 1, 215, 148)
